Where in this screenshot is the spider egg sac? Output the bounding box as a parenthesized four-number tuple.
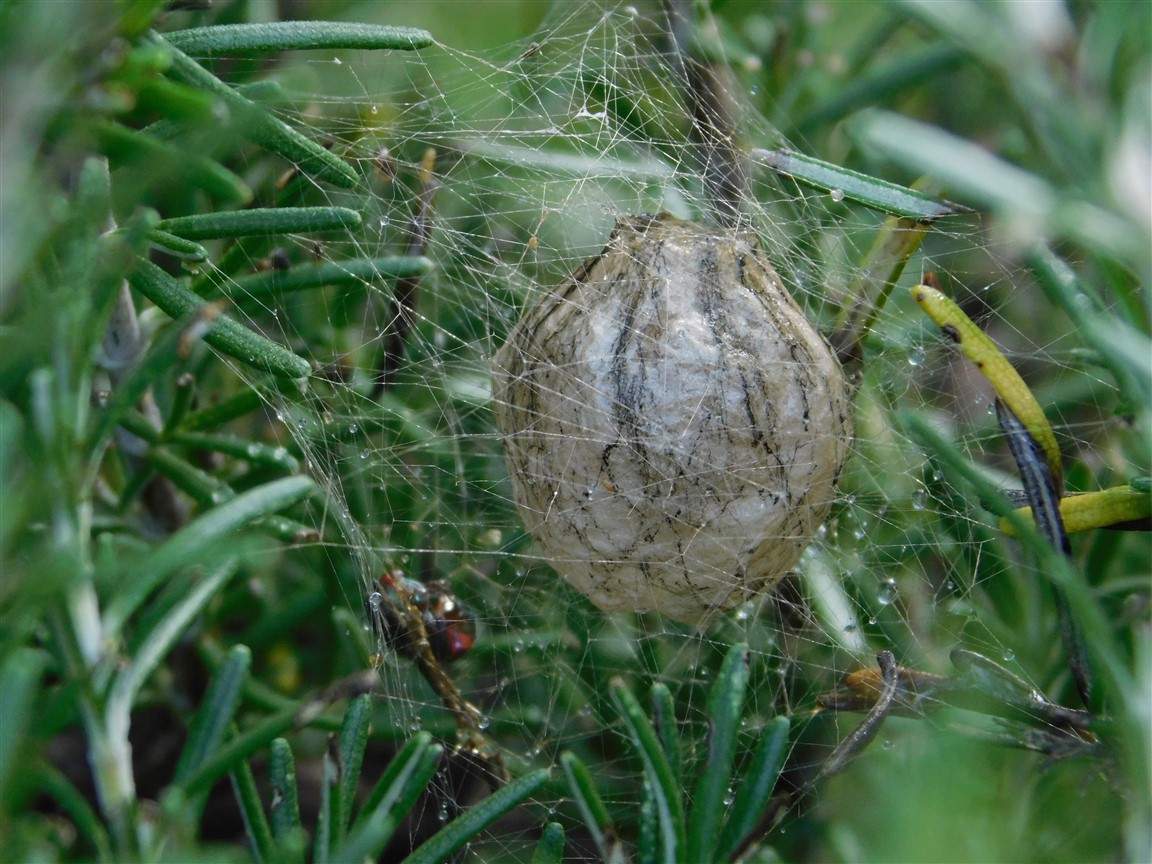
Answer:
(492, 213, 852, 624)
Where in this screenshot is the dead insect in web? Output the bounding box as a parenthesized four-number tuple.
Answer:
(492, 213, 852, 624)
(366, 570, 476, 664)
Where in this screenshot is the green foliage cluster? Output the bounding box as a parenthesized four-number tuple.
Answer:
(1, 1, 1148, 862)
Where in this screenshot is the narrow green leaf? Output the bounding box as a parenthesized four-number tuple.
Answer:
(0, 397, 24, 479)
(254, 515, 320, 545)
(139, 447, 316, 543)
(1028, 247, 1152, 410)
(356, 732, 435, 825)
(161, 431, 299, 473)
(531, 822, 566, 864)
(0, 648, 47, 801)
(559, 752, 617, 859)
(179, 389, 264, 432)
(128, 258, 312, 378)
(832, 214, 932, 361)
(148, 229, 208, 261)
(461, 138, 675, 180)
(143, 444, 231, 506)
(269, 739, 302, 841)
(401, 768, 550, 864)
(104, 475, 316, 633)
(92, 120, 252, 202)
(76, 153, 113, 220)
(178, 706, 300, 798)
(267, 739, 309, 862)
(141, 79, 287, 143)
(315, 749, 339, 864)
(337, 733, 442, 863)
(231, 756, 274, 864)
(715, 716, 790, 861)
(236, 79, 289, 103)
(854, 109, 1053, 212)
(149, 32, 358, 189)
(134, 75, 219, 124)
(649, 683, 681, 790)
(610, 679, 685, 864)
(223, 256, 434, 300)
(108, 557, 239, 712)
(687, 643, 750, 863)
(337, 696, 373, 832)
(797, 43, 964, 132)
(158, 207, 361, 240)
(751, 147, 969, 219)
(638, 775, 659, 864)
(852, 110, 1144, 266)
(164, 22, 433, 55)
(175, 645, 252, 783)
(30, 763, 114, 861)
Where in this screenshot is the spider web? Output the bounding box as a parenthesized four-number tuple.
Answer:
(187, 2, 1134, 860)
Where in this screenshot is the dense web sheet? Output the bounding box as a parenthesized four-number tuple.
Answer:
(187, 3, 1130, 857)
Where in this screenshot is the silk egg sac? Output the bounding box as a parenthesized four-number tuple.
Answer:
(492, 213, 851, 624)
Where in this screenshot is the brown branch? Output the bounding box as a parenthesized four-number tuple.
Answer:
(373, 148, 439, 395)
(664, 0, 746, 227)
(732, 652, 900, 862)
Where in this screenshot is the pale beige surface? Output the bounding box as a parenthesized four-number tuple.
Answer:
(493, 214, 852, 624)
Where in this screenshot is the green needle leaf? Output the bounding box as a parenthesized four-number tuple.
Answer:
(158, 207, 361, 240)
(337, 695, 373, 832)
(175, 645, 252, 783)
(560, 752, 617, 859)
(687, 643, 750, 863)
(752, 148, 969, 219)
(0, 648, 47, 800)
(108, 557, 240, 711)
(164, 22, 433, 55)
(104, 475, 316, 633)
(147, 229, 208, 261)
(269, 739, 304, 851)
(128, 258, 312, 379)
(610, 679, 685, 864)
(531, 822, 566, 864)
(223, 256, 433, 300)
(231, 755, 274, 863)
(338, 733, 442, 863)
(400, 769, 551, 864)
(716, 716, 790, 861)
(148, 31, 358, 188)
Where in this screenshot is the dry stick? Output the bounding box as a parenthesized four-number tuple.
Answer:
(664, 0, 746, 227)
(732, 652, 900, 863)
(363, 147, 500, 760)
(831, 216, 932, 366)
(374, 148, 439, 395)
(995, 400, 1093, 708)
(368, 151, 507, 793)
